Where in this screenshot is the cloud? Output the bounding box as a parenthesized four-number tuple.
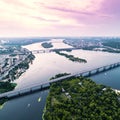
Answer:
(0, 0, 119, 37)
(30, 16, 59, 22)
(100, 0, 120, 15)
(2, 0, 33, 10)
(46, 6, 95, 16)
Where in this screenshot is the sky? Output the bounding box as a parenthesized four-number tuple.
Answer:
(0, 0, 120, 37)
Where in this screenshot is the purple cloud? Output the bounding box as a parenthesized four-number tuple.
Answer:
(46, 6, 95, 16)
(100, 0, 120, 15)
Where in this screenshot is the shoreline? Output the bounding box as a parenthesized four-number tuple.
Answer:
(113, 89, 120, 95)
(44, 76, 120, 119)
(0, 50, 35, 108)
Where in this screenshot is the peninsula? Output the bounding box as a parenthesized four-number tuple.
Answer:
(44, 76, 120, 120)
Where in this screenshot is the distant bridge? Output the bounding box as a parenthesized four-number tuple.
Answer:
(31, 47, 79, 54)
(0, 62, 120, 99)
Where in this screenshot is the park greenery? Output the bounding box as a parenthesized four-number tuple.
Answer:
(55, 51, 87, 63)
(0, 81, 17, 94)
(44, 77, 120, 120)
(0, 81, 17, 106)
(50, 73, 70, 80)
(41, 42, 53, 48)
(0, 53, 35, 108)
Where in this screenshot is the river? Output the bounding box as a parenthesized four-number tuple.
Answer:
(0, 39, 120, 120)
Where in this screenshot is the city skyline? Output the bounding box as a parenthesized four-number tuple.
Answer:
(0, 0, 120, 37)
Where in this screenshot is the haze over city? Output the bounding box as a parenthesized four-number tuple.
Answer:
(0, 0, 120, 37)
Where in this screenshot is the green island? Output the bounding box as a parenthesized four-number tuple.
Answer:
(55, 51, 87, 63)
(41, 42, 53, 48)
(50, 73, 70, 80)
(44, 77, 120, 120)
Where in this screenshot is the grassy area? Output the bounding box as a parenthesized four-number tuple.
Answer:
(0, 81, 17, 93)
(44, 77, 120, 120)
(0, 81, 17, 107)
(55, 51, 87, 63)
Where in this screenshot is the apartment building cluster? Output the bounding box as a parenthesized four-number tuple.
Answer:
(0, 45, 30, 80)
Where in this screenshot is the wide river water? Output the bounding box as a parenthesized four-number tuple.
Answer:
(0, 39, 120, 120)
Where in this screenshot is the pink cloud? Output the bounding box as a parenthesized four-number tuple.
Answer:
(99, 0, 120, 15)
(2, 0, 33, 9)
(46, 6, 95, 16)
(44, 4, 110, 25)
(30, 16, 59, 22)
(0, 0, 120, 37)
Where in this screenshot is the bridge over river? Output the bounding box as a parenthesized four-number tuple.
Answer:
(0, 62, 120, 99)
(31, 47, 79, 54)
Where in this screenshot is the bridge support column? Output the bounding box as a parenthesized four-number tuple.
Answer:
(110, 64, 113, 69)
(79, 74, 82, 77)
(88, 71, 91, 76)
(30, 88, 32, 92)
(114, 63, 119, 67)
(102, 67, 106, 72)
(112, 64, 115, 68)
(107, 66, 111, 70)
(96, 68, 99, 73)
(116, 63, 119, 67)
(81, 73, 83, 77)
(114, 64, 116, 67)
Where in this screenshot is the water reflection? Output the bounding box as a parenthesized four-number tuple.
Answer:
(91, 67, 120, 90)
(15, 49, 120, 89)
(1, 40, 120, 120)
(0, 90, 49, 120)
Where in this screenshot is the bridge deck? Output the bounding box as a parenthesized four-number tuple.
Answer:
(32, 47, 78, 53)
(0, 62, 120, 99)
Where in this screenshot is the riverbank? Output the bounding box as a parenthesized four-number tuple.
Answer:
(1, 40, 120, 120)
(3, 53, 35, 82)
(63, 38, 120, 54)
(0, 53, 35, 108)
(44, 76, 120, 119)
